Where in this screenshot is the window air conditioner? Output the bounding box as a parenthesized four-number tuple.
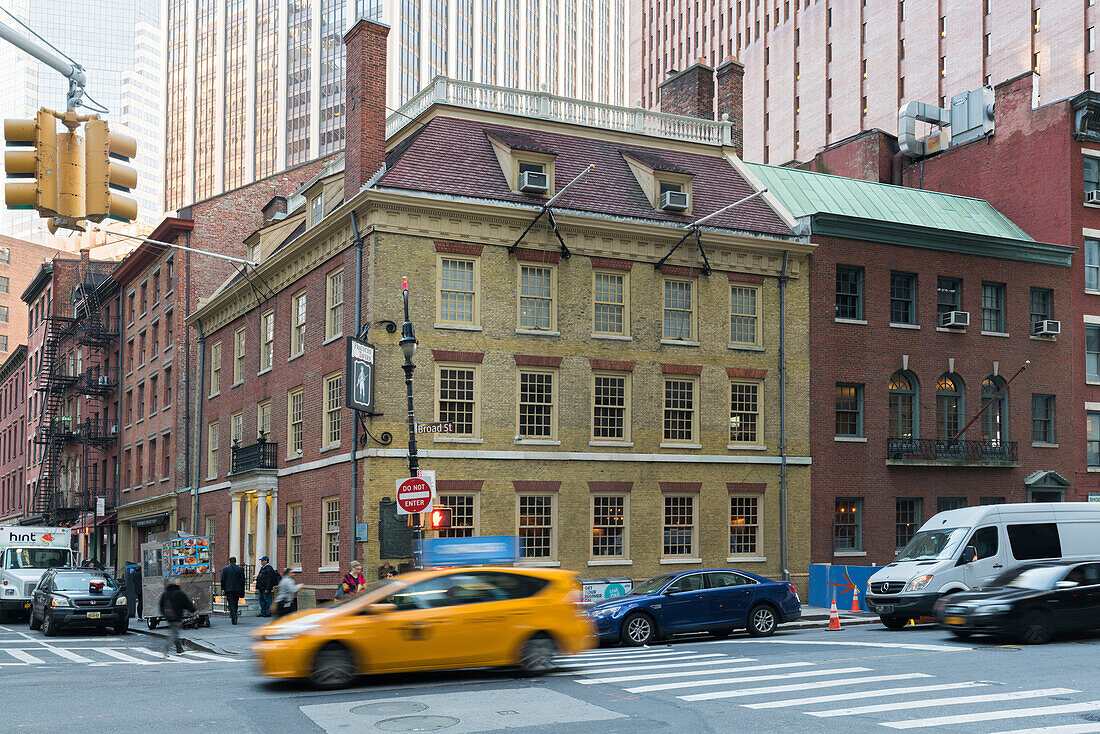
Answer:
(940, 310, 970, 328)
(660, 190, 690, 212)
(518, 170, 549, 194)
(109, 424, 119, 435)
(97, 375, 110, 386)
(1087, 190, 1100, 205)
(1033, 319, 1061, 336)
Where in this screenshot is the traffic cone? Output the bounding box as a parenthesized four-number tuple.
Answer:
(827, 599, 842, 631)
(851, 586, 861, 613)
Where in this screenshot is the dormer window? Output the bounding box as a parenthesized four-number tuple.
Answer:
(657, 178, 690, 212)
(518, 162, 550, 195)
(310, 195, 323, 226)
(487, 133, 556, 196)
(621, 152, 693, 214)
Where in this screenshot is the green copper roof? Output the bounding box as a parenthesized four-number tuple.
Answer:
(745, 162, 1034, 242)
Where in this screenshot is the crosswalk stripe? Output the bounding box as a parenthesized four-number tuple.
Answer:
(565, 653, 714, 667)
(40, 647, 93, 663)
(881, 700, 1100, 730)
(97, 648, 152, 664)
(5, 650, 44, 664)
(181, 651, 240, 662)
(743, 682, 989, 709)
(579, 661, 815, 685)
(566, 649, 680, 661)
(626, 666, 874, 694)
(989, 724, 1100, 734)
(566, 655, 744, 674)
(810, 688, 1079, 718)
(681, 673, 933, 702)
(129, 647, 204, 664)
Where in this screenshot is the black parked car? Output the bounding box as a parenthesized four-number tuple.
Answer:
(29, 568, 129, 636)
(934, 560, 1100, 644)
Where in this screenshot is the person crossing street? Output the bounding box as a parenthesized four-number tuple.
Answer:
(159, 582, 195, 657)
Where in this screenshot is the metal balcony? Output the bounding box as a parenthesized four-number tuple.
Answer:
(887, 438, 1019, 466)
(231, 437, 278, 474)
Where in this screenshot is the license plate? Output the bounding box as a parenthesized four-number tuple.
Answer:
(944, 616, 966, 626)
(877, 605, 894, 614)
(87, 612, 100, 619)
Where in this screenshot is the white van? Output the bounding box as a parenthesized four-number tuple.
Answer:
(864, 503, 1100, 628)
(0, 526, 75, 620)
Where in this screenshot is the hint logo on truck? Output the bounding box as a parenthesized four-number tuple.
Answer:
(6, 531, 41, 543)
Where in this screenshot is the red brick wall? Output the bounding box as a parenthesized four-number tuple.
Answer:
(0, 353, 26, 521)
(0, 235, 63, 354)
(344, 19, 389, 202)
(810, 234, 1074, 566)
(810, 130, 898, 183)
(716, 59, 745, 157)
(659, 63, 715, 119)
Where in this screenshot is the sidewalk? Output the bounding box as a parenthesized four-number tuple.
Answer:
(131, 604, 882, 656)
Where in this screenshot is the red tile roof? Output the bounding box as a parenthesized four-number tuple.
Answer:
(379, 116, 793, 238)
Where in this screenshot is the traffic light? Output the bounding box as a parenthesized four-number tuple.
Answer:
(56, 127, 85, 221)
(84, 118, 137, 223)
(426, 507, 451, 531)
(4, 109, 57, 216)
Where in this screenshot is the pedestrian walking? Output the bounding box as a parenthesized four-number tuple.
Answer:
(274, 568, 303, 619)
(159, 582, 195, 657)
(255, 557, 279, 618)
(219, 556, 246, 624)
(341, 561, 367, 598)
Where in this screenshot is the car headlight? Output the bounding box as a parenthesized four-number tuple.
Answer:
(115, 596, 127, 606)
(980, 604, 1011, 614)
(51, 597, 70, 607)
(589, 605, 623, 619)
(262, 621, 320, 640)
(905, 575, 934, 592)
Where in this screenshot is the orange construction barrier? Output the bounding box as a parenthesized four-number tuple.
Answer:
(827, 599, 842, 631)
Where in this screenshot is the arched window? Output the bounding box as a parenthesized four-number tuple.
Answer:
(937, 374, 964, 441)
(981, 376, 1007, 445)
(889, 370, 918, 439)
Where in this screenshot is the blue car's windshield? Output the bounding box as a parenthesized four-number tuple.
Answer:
(630, 574, 676, 596)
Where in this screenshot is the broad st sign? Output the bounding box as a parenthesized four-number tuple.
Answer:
(346, 337, 375, 414)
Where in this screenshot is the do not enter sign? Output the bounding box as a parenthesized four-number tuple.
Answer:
(396, 476, 435, 515)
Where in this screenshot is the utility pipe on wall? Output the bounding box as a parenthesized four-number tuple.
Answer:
(778, 250, 790, 583)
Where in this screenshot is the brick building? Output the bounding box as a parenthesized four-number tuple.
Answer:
(0, 345, 27, 523)
(186, 18, 816, 601)
(0, 235, 62, 357)
(748, 162, 1076, 565)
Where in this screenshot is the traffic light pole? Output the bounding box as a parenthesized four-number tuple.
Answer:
(399, 279, 421, 568)
(0, 18, 86, 110)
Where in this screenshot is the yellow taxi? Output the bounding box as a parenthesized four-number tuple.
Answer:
(252, 566, 596, 688)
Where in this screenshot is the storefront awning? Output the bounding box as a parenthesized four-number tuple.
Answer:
(130, 513, 170, 529)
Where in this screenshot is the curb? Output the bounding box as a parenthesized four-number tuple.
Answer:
(787, 616, 881, 630)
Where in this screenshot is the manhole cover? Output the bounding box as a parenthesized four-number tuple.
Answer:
(374, 715, 459, 731)
(352, 702, 428, 717)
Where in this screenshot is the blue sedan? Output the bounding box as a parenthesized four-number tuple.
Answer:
(588, 569, 802, 646)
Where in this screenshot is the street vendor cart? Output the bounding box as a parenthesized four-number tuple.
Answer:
(140, 533, 213, 629)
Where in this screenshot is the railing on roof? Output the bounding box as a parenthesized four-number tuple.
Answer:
(387, 76, 735, 147)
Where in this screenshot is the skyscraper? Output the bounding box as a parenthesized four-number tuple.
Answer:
(164, 0, 629, 211)
(632, 0, 1096, 164)
(0, 0, 164, 240)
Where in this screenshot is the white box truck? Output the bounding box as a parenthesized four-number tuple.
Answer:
(865, 503, 1100, 628)
(0, 527, 75, 620)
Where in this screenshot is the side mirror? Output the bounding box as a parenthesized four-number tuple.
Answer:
(959, 546, 978, 565)
(363, 602, 397, 615)
(1056, 580, 1079, 589)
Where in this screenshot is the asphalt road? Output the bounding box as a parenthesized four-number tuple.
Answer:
(5, 619, 1100, 733)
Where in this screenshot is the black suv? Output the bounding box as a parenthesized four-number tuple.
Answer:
(29, 568, 129, 636)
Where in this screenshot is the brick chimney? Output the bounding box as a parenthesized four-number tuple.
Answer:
(261, 195, 288, 223)
(716, 59, 745, 157)
(659, 61, 715, 119)
(343, 18, 390, 203)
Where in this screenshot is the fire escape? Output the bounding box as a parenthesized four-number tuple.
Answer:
(32, 269, 118, 524)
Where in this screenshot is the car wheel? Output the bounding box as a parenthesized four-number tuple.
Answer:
(747, 605, 778, 637)
(1020, 611, 1051, 645)
(880, 615, 908, 630)
(41, 614, 58, 637)
(28, 609, 41, 631)
(518, 633, 557, 676)
(310, 643, 357, 690)
(710, 627, 733, 640)
(621, 612, 656, 646)
(112, 619, 129, 635)
(949, 630, 973, 639)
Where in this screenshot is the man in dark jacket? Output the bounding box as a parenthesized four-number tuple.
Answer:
(159, 582, 195, 656)
(219, 557, 246, 624)
(254, 556, 279, 618)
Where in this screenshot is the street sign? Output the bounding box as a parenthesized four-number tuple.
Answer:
(346, 338, 375, 413)
(396, 474, 435, 515)
(415, 422, 456, 434)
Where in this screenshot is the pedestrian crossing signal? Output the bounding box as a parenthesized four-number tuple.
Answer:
(426, 507, 451, 531)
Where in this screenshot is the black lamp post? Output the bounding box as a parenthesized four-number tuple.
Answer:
(399, 278, 421, 544)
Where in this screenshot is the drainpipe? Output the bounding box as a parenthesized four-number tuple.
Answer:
(191, 319, 206, 536)
(349, 210, 365, 566)
(184, 234, 193, 525)
(778, 250, 791, 583)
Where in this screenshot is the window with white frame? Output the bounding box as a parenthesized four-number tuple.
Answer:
(663, 377, 697, 443)
(592, 372, 629, 442)
(663, 279, 695, 340)
(324, 372, 342, 446)
(287, 387, 304, 455)
(290, 291, 306, 356)
(437, 364, 478, 436)
(323, 497, 340, 566)
(591, 494, 628, 559)
(593, 270, 627, 335)
(233, 327, 245, 384)
(517, 370, 556, 440)
(257, 400, 271, 439)
(437, 494, 477, 538)
(517, 494, 556, 560)
(663, 494, 697, 557)
(1087, 239, 1100, 291)
(730, 495, 760, 556)
(260, 310, 274, 371)
(730, 284, 760, 346)
(231, 411, 243, 446)
(729, 380, 762, 444)
(326, 268, 343, 340)
(206, 422, 219, 478)
(287, 503, 303, 566)
(209, 341, 221, 395)
(310, 195, 323, 225)
(518, 264, 555, 330)
(438, 257, 478, 325)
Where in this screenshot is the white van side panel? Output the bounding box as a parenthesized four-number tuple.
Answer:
(1054, 520, 1100, 557)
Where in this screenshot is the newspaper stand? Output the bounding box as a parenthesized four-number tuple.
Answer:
(140, 532, 213, 629)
